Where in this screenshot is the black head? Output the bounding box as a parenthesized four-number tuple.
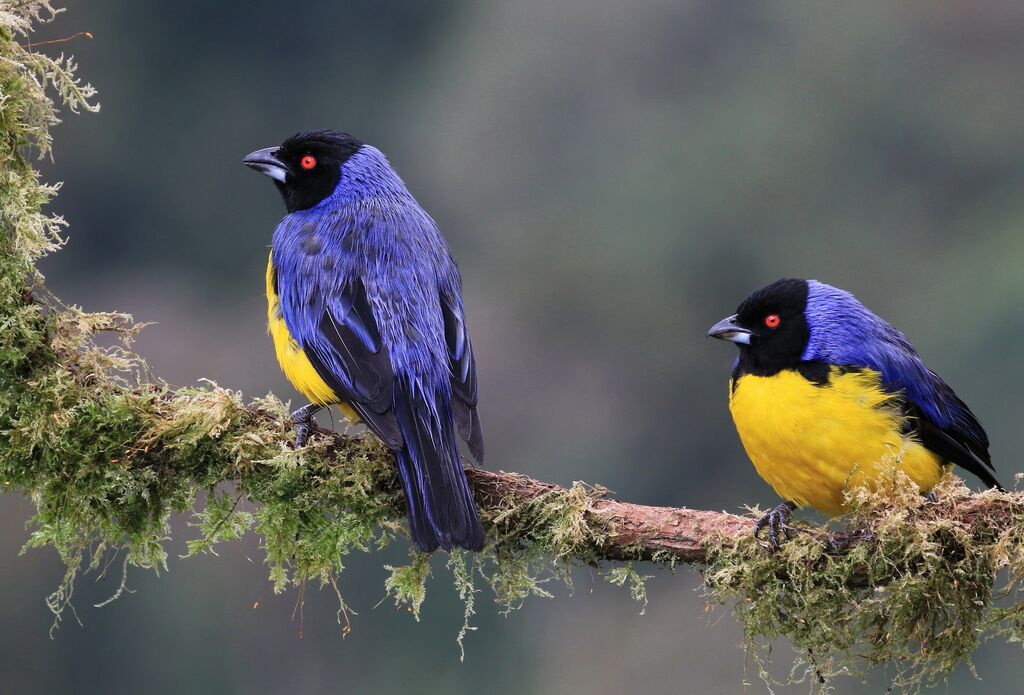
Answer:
(243, 130, 363, 212)
(707, 278, 811, 376)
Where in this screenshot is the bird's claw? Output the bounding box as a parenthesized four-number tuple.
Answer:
(924, 490, 939, 503)
(754, 501, 796, 549)
(294, 420, 313, 448)
(291, 403, 322, 448)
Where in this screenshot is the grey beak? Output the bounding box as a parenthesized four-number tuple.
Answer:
(707, 314, 753, 345)
(243, 147, 290, 182)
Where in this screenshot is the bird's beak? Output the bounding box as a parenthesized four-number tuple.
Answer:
(707, 314, 753, 345)
(242, 147, 290, 182)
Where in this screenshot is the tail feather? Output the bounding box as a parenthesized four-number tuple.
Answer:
(393, 382, 484, 552)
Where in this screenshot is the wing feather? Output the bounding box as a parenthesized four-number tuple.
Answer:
(441, 289, 484, 462)
(901, 379, 1000, 489)
(302, 278, 403, 448)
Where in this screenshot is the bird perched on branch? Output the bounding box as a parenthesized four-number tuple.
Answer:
(708, 278, 1000, 546)
(243, 130, 485, 552)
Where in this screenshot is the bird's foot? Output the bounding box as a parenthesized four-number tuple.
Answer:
(291, 403, 322, 448)
(924, 490, 939, 504)
(754, 501, 796, 549)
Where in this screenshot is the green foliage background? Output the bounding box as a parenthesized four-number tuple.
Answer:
(3, 2, 1024, 694)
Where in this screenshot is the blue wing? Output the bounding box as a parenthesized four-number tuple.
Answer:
(302, 277, 404, 449)
(901, 371, 998, 489)
(441, 288, 484, 462)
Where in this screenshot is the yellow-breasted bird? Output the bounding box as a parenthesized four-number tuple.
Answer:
(243, 131, 484, 552)
(708, 278, 1000, 546)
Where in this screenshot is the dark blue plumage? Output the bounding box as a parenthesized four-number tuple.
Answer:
(247, 131, 485, 552)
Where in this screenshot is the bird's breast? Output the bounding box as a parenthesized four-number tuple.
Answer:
(266, 253, 339, 406)
(728, 366, 945, 515)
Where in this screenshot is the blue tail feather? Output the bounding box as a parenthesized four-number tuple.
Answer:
(393, 383, 484, 552)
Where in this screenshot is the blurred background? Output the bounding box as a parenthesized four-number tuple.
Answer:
(1, 1, 1023, 692)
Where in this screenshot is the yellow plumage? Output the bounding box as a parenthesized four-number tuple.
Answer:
(266, 253, 361, 423)
(729, 366, 946, 516)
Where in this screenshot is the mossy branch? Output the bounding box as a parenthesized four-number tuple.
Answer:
(3, 4, 1024, 692)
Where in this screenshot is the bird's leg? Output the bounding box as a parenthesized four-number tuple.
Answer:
(754, 501, 797, 549)
(291, 403, 322, 448)
(924, 490, 939, 503)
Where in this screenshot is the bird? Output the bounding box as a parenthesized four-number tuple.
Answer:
(707, 278, 1000, 546)
(242, 130, 485, 553)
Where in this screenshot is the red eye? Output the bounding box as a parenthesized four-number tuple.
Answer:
(764, 314, 781, 329)
(300, 155, 316, 170)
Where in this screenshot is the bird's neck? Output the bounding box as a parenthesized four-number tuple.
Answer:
(734, 347, 800, 378)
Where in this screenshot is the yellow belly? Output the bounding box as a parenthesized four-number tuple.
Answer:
(266, 253, 360, 423)
(728, 367, 946, 516)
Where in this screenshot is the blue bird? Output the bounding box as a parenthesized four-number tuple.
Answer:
(243, 130, 485, 552)
(708, 279, 1000, 546)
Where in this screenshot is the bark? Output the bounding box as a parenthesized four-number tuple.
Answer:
(465, 467, 1019, 563)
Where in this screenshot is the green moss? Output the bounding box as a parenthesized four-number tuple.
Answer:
(605, 564, 653, 613)
(385, 552, 432, 619)
(703, 476, 1024, 692)
(448, 550, 477, 659)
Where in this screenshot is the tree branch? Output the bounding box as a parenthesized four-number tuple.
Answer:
(466, 467, 751, 562)
(467, 457, 1022, 565)
(308, 418, 1022, 568)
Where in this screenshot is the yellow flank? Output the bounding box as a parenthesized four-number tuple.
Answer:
(729, 367, 946, 516)
(265, 253, 361, 424)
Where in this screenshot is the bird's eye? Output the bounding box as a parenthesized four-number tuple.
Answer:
(764, 314, 781, 329)
(300, 155, 317, 170)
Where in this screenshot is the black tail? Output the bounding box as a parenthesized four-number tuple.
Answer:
(393, 383, 484, 552)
